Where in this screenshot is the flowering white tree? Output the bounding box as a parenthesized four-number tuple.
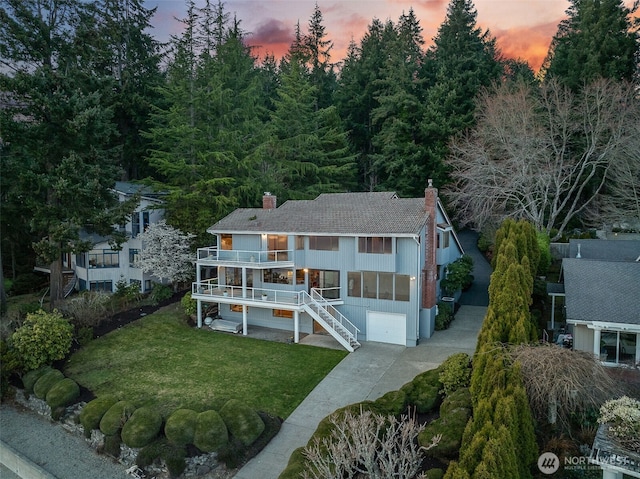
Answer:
(135, 220, 195, 289)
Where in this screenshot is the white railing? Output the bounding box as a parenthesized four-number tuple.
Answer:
(197, 248, 292, 263)
(192, 281, 299, 304)
(305, 289, 360, 344)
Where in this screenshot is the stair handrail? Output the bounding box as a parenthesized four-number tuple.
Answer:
(301, 289, 360, 342)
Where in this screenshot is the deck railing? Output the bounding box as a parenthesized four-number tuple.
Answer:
(197, 248, 292, 263)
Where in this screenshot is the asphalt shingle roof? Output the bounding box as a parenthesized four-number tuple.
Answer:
(564, 259, 640, 325)
(209, 192, 430, 236)
(568, 239, 640, 262)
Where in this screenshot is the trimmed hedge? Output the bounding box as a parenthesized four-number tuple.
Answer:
(100, 400, 136, 436)
(45, 378, 80, 409)
(194, 410, 229, 452)
(121, 406, 163, 448)
(400, 367, 442, 413)
(22, 366, 53, 394)
(219, 399, 265, 447)
(80, 395, 119, 435)
(164, 409, 198, 446)
(33, 369, 64, 399)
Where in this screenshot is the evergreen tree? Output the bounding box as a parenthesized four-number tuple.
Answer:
(0, 0, 135, 303)
(304, 3, 337, 109)
(543, 0, 639, 90)
(421, 0, 502, 186)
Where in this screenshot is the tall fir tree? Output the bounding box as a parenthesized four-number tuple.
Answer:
(543, 0, 639, 90)
(0, 0, 135, 303)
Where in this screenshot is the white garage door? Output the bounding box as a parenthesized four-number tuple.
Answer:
(367, 311, 406, 345)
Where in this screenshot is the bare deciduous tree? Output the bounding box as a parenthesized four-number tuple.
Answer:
(510, 344, 621, 430)
(444, 79, 639, 240)
(302, 408, 441, 479)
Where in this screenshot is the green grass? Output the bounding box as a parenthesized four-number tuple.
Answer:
(64, 304, 347, 418)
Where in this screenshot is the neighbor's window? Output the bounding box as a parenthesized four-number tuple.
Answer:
(89, 280, 113, 292)
(439, 230, 450, 249)
(129, 248, 140, 267)
(132, 212, 141, 237)
(309, 236, 339, 251)
(88, 250, 119, 268)
(358, 237, 392, 254)
(76, 253, 86, 268)
(220, 234, 233, 250)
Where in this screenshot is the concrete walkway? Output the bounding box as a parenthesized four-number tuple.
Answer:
(234, 304, 486, 479)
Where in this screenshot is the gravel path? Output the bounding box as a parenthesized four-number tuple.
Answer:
(0, 403, 131, 479)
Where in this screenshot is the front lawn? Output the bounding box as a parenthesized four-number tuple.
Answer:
(64, 304, 347, 418)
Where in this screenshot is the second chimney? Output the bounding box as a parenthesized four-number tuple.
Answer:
(263, 192, 277, 210)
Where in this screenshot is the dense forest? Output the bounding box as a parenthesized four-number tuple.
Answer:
(1, 0, 639, 300)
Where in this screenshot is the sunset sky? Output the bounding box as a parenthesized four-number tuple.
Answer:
(144, 0, 579, 73)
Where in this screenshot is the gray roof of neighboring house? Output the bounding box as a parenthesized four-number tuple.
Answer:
(564, 259, 640, 325)
(208, 192, 431, 236)
(113, 181, 166, 200)
(568, 239, 640, 262)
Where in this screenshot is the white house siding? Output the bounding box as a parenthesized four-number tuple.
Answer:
(572, 324, 594, 354)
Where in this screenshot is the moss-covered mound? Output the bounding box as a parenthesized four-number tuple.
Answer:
(33, 369, 64, 399)
(194, 410, 229, 452)
(420, 388, 473, 460)
(164, 409, 198, 446)
(80, 395, 119, 434)
(373, 389, 407, 415)
(219, 399, 264, 447)
(45, 378, 80, 409)
(22, 366, 53, 393)
(400, 367, 442, 413)
(100, 400, 136, 436)
(121, 406, 163, 448)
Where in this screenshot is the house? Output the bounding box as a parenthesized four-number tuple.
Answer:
(555, 239, 640, 366)
(69, 182, 166, 294)
(191, 181, 464, 351)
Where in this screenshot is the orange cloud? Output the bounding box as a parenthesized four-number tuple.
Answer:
(493, 21, 559, 73)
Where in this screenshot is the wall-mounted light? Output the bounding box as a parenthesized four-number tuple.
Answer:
(410, 276, 416, 281)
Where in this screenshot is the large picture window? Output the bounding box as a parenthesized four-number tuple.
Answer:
(88, 250, 119, 268)
(349, 271, 410, 302)
(358, 237, 392, 254)
(267, 235, 288, 260)
(601, 331, 637, 365)
(220, 234, 233, 250)
(90, 280, 113, 292)
(309, 236, 339, 251)
(263, 268, 292, 284)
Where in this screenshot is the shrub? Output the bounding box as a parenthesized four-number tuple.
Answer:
(113, 278, 142, 306)
(150, 283, 172, 305)
(193, 409, 228, 452)
(59, 292, 111, 329)
(45, 377, 80, 409)
(219, 399, 265, 447)
(10, 273, 47, 295)
(401, 368, 442, 413)
(536, 231, 551, 275)
(435, 302, 454, 331)
(79, 395, 118, 436)
(121, 406, 163, 448)
(33, 368, 64, 399)
(165, 408, 198, 446)
(103, 434, 122, 458)
(372, 389, 407, 416)
(100, 400, 136, 436)
(181, 292, 197, 317)
(11, 309, 73, 370)
(1, 339, 21, 399)
(598, 396, 640, 453)
(441, 255, 474, 296)
(439, 353, 471, 396)
(420, 406, 471, 460)
(426, 469, 444, 479)
(440, 388, 472, 416)
(21, 366, 53, 393)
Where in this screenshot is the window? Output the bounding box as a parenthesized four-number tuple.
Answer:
(601, 331, 637, 365)
(295, 236, 304, 250)
(273, 309, 293, 318)
(348, 272, 361, 298)
(358, 237, 392, 254)
(225, 267, 250, 287)
(144, 280, 152, 291)
(132, 212, 141, 237)
(349, 271, 410, 302)
(439, 231, 450, 249)
(88, 250, 119, 268)
(129, 249, 140, 267)
(76, 253, 86, 268)
(267, 235, 288, 260)
(230, 304, 246, 312)
(308, 269, 340, 298)
(309, 236, 339, 251)
(90, 280, 113, 292)
(296, 269, 305, 285)
(220, 234, 233, 250)
(142, 211, 150, 232)
(263, 268, 292, 284)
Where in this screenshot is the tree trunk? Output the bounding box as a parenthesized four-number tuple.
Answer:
(49, 258, 63, 306)
(0, 253, 6, 313)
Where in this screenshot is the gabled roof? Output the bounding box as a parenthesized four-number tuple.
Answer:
(568, 239, 640, 262)
(113, 181, 166, 201)
(564, 259, 640, 325)
(209, 192, 430, 236)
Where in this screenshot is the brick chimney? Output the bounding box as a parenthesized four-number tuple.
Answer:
(422, 179, 438, 309)
(263, 192, 277, 210)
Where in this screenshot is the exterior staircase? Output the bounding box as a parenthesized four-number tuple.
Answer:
(301, 290, 361, 352)
(63, 272, 77, 298)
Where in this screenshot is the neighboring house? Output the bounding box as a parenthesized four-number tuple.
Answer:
(556, 239, 640, 366)
(70, 182, 166, 294)
(191, 181, 463, 351)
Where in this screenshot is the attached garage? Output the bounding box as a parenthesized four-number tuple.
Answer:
(366, 311, 406, 345)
